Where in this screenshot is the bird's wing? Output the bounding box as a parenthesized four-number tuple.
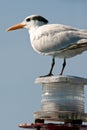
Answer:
(33, 24, 87, 54)
(38, 24, 78, 34)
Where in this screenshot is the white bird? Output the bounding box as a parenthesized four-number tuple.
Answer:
(7, 15, 87, 76)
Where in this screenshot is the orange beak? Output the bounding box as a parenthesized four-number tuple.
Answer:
(6, 23, 25, 32)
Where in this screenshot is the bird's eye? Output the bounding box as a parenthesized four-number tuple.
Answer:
(26, 18, 30, 22)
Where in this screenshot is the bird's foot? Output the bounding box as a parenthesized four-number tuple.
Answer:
(40, 73, 54, 78)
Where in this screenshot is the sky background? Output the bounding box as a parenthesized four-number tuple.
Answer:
(0, 0, 87, 130)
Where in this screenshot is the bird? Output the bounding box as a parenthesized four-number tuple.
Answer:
(6, 14, 87, 77)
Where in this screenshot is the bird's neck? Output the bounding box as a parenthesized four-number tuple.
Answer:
(28, 22, 46, 42)
(28, 26, 39, 42)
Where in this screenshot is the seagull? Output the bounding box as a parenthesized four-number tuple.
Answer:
(6, 15, 87, 76)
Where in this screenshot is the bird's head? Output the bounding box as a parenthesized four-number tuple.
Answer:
(6, 15, 48, 32)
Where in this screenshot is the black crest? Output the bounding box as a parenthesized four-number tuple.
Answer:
(26, 15, 48, 24)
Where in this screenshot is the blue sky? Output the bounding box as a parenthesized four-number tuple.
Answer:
(0, 0, 87, 130)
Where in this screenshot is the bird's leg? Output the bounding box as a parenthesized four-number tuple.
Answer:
(40, 57, 55, 77)
(48, 57, 55, 76)
(60, 58, 66, 75)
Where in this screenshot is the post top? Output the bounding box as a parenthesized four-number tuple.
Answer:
(35, 75, 87, 85)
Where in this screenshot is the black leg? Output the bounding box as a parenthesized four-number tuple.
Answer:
(40, 57, 55, 77)
(49, 57, 55, 76)
(60, 58, 66, 75)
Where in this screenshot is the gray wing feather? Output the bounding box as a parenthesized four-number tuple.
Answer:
(33, 24, 87, 54)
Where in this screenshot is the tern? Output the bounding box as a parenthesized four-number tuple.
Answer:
(7, 15, 87, 76)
